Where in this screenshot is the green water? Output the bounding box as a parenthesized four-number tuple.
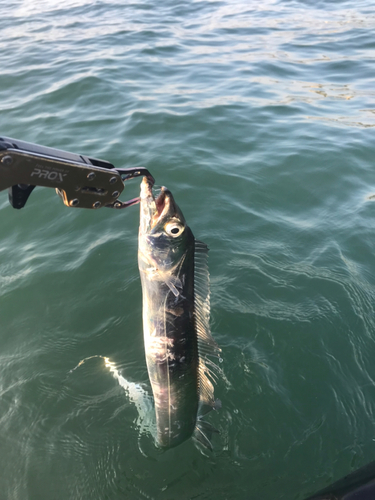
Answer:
(1, 1, 375, 498)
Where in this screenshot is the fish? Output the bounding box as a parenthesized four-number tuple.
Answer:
(138, 176, 221, 450)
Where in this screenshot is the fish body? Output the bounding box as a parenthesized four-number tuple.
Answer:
(138, 177, 220, 449)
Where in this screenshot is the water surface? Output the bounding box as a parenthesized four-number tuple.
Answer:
(1, 0, 375, 498)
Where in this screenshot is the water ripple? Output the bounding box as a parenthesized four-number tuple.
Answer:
(1, 0, 375, 498)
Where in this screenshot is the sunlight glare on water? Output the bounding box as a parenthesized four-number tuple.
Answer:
(1, 0, 375, 499)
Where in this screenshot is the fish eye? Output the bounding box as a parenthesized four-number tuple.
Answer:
(165, 221, 185, 237)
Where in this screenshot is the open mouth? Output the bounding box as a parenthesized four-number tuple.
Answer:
(155, 189, 167, 218)
(153, 188, 173, 228)
(141, 177, 172, 228)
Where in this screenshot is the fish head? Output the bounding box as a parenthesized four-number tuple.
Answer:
(139, 177, 194, 268)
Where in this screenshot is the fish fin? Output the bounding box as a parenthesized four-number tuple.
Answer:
(198, 398, 222, 416)
(194, 239, 222, 412)
(194, 240, 221, 354)
(163, 273, 183, 297)
(154, 269, 183, 297)
(193, 418, 220, 452)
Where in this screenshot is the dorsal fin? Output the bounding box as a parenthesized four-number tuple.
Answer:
(194, 239, 222, 413)
(193, 418, 220, 452)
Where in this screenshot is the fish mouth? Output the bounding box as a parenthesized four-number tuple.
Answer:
(140, 176, 177, 230)
(155, 189, 168, 220)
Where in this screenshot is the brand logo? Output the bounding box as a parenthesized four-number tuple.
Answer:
(30, 168, 67, 182)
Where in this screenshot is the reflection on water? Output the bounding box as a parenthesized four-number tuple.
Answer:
(1, 0, 375, 498)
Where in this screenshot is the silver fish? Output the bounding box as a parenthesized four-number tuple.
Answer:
(138, 177, 221, 449)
